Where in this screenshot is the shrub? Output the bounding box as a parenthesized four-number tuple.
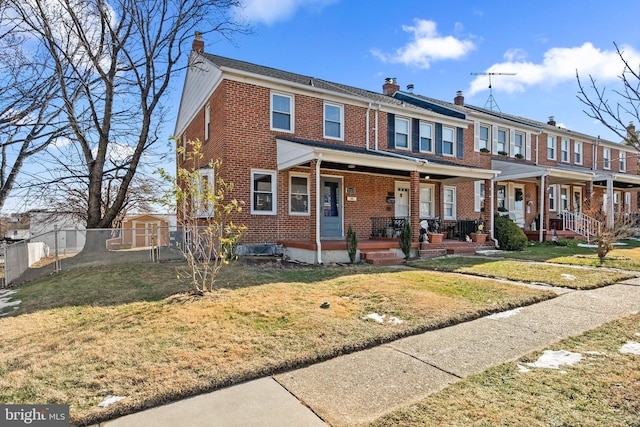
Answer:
(400, 220, 412, 259)
(494, 214, 527, 251)
(346, 225, 358, 263)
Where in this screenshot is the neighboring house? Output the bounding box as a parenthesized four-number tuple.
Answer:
(174, 34, 639, 263)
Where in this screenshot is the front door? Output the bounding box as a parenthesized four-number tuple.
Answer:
(395, 181, 410, 218)
(320, 177, 343, 238)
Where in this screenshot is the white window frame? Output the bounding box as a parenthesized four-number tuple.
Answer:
(479, 125, 490, 151)
(204, 103, 211, 141)
(574, 141, 583, 165)
(419, 122, 433, 153)
(289, 173, 309, 216)
(513, 132, 524, 157)
(442, 126, 455, 156)
(497, 185, 506, 210)
(561, 138, 569, 163)
(497, 128, 508, 154)
(547, 136, 556, 160)
(603, 147, 611, 170)
(548, 185, 557, 211)
(443, 186, 456, 219)
(251, 169, 277, 215)
(560, 185, 570, 212)
(620, 151, 627, 172)
(195, 167, 215, 218)
(395, 117, 410, 149)
(323, 102, 343, 140)
(271, 92, 294, 132)
(474, 180, 485, 212)
(625, 191, 631, 213)
(419, 184, 434, 218)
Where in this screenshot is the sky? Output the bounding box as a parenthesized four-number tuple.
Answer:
(175, 0, 640, 143)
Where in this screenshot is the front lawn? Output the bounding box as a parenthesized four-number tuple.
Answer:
(0, 261, 554, 426)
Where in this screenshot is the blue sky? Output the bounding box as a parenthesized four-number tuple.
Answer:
(177, 0, 640, 142)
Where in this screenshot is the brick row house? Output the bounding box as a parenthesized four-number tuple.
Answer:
(174, 35, 640, 263)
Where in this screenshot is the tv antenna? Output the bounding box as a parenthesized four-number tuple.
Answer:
(470, 72, 517, 112)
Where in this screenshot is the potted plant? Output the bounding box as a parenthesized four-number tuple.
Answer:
(515, 153, 524, 159)
(470, 219, 487, 243)
(479, 147, 490, 153)
(427, 217, 444, 243)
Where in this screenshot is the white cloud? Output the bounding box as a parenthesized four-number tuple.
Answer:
(240, 0, 336, 25)
(468, 42, 640, 96)
(371, 19, 476, 69)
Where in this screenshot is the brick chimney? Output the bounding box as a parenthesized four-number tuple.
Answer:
(627, 122, 637, 144)
(383, 77, 400, 96)
(454, 90, 464, 106)
(547, 116, 556, 126)
(192, 31, 204, 53)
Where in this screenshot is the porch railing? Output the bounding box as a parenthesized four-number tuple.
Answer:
(561, 210, 601, 243)
(370, 217, 408, 238)
(369, 217, 477, 242)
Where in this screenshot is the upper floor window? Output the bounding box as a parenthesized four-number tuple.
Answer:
(603, 148, 611, 170)
(442, 127, 455, 156)
(271, 93, 293, 132)
(204, 103, 211, 141)
(497, 129, 508, 154)
(395, 117, 409, 149)
(514, 132, 524, 157)
(251, 170, 276, 214)
(289, 174, 309, 215)
(324, 103, 343, 140)
(479, 125, 490, 151)
(419, 122, 433, 152)
(547, 136, 556, 160)
(561, 138, 569, 162)
(620, 151, 627, 172)
(574, 141, 583, 164)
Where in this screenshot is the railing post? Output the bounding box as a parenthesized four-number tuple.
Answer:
(54, 225, 61, 273)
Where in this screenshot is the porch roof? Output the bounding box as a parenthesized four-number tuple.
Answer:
(277, 137, 499, 182)
(592, 172, 640, 191)
(492, 159, 594, 185)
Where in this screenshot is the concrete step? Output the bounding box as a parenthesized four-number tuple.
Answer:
(365, 257, 406, 266)
(360, 251, 397, 260)
(446, 247, 478, 255)
(419, 249, 448, 259)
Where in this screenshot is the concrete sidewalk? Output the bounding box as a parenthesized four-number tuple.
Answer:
(100, 280, 640, 427)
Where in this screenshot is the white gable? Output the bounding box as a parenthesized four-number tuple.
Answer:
(174, 53, 223, 137)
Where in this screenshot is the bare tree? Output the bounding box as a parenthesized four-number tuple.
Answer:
(5, 0, 246, 236)
(577, 41, 640, 147)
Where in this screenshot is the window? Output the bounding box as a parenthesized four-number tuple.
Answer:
(614, 191, 621, 213)
(324, 103, 343, 139)
(474, 181, 485, 212)
(574, 141, 583, 164)
(195, 168, 215, 218)
(560, 186, 569, 211)
(625, 192, 631, 213)
(497, 129, 508, 153)
(419, 122, 433, 152)
(479, 125, 490, 151)
(514, 132, 524, 157)
(497, 185, 506, 210)
(620, 151, 627, 172)
(442, 127, 455, 156)
(419, 184, 434, 218)
(289, 174, 309, 215)
(561, 138, 569, 162)
(547, 136, 556, 160)
(603, 148, 611, 169)
(204, 103, 210, 141)
(271, 93, 293, 132)
(251, 170, 276, 214)
(444, 186, 456, 219)
(548, 185, 556, 211)
(395, 117, 409, 149)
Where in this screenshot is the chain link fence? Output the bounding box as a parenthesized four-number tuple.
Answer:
(1, 226, 186, 287)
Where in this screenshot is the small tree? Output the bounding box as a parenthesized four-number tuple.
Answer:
(160, 138, 245, 294)
(583, 196, 635, 262)
(346, 225, 358, 264)
(399, 220, 412, 259)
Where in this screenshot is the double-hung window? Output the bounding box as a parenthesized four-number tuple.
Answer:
(479, 125, 490, 151)
(561, 138, 569, 162)
(289, 174, 309, 215)
(252, 170, 276, 214)
(419, 122, 433, 152)
(395, 117, 409, 149)
(548, 185, 556, 211)
(443, 186, 456, 219)
(574, 141, 582, 164)
(620, 151, 627, 172)
(271, 93, 293, 132)
(547, 136, 556, 160)
(324, 103, 343, 139)
(194, 168, 215, 218)
(497, 129, 507, 153)
(419, 184, 434, 218)
(442, 127, 455, 156)
(514, 132, 524, 157)
(603, 148, 611, 170)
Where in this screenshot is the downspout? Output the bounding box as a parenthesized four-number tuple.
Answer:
(539, 173, 547, 242)
(490, 177, 499, 248)
(316, 153, 323, 264)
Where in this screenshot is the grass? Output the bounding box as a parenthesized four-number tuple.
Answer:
(409, 257, 635, 289)
(371, 312, 640, 427)
(0, 261, 555, 426)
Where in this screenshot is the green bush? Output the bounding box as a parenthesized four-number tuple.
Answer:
(346, 225, 358, 263)
(400, 220, 412, 259)
(494, 214, 528, 251)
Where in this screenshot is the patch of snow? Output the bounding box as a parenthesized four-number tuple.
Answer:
(577, 243, 598, 248)
(585, 351, 602, 355)
(526, 350, 582, 369)
(620, 341, 640, 355)
(387, 316, 404, 325)
(476, 250, 503, 255)
(487, 308, 522, 319)
(364, 313, 404, 324)
(635, 333, 640, 337)
(561, 274, 576, 281)
(517, 364, 530, 373)
(613, 242, 628, 246)
(0, 289, 20, 316)
(98, 395, 125, 407)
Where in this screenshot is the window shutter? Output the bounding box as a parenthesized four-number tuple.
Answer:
(492, 126, 499, 154)
(435, 123, 443, 155)
(525, 133, 532, 160)
(387, 113, 395, 148)
(473, 121, 480, 152)
(457, 127, 464, 159)
(412, 118, 420, 152)
(474, 181, 482, 212)
(509, 129, 516, 156)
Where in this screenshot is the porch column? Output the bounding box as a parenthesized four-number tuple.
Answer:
(585, 181, 594, 211)
(410, 171, 420, 242)
(539, 174, 546, 242)
(309, 159, 318, 243)
(606, 177, 614, 228)
(483, 179, 491, 229)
